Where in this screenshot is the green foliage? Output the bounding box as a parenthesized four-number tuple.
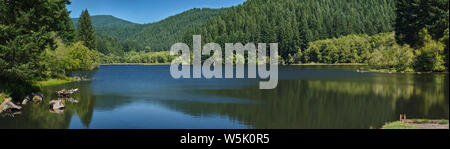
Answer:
(0, 0, 76, 82)
(303, 33, 395, 64)
(122, 51, 175, 64)
(39, 37, 100, 79)
(35, 78, 75, 87)
(441, 28, 449, 68)
(438, 119, 449, 124)
(183, 0, 396, 61)
(368, 44, 415, 72)
(303, 34, 374, 64)
(414, 29, 446, 72)
(394, 0, 449, 46)
(56, 0, 76, 43)
(382, 121, 418, 129)
(77, 9, 97, 50)
(0, 93, 9, 103)
(68, 42, 100, 70)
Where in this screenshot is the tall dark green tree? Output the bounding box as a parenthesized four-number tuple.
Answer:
(395, 0, 449, 46)
(77, 9, 97, 50)
(0, 0, 75, 81)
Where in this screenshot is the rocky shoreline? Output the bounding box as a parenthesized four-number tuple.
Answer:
(0, 88, 80, 116)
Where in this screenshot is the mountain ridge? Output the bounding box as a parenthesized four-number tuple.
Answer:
(71, 15, 138, 28)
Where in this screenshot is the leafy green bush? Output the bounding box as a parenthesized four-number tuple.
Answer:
(303, 33, 394, 64)
(440, 28, 449, 69)
(39, 38, 101, 79)
(414, 29, 446, 72)
(368, 44, 415, 72)
(121, 51, 175, 64)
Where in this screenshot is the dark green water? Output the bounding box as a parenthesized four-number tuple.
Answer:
(0, 65, 448, 129)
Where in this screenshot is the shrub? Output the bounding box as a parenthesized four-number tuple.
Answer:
(368, 44, 415, 72)
(414, 29, 446, 72)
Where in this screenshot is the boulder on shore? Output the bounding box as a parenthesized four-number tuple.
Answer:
(1, 98, 22, 113)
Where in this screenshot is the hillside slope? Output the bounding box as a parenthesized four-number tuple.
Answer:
(94, 8, 226, 52)
(183, 0, 397, 59)
(72, 15, 137, 28)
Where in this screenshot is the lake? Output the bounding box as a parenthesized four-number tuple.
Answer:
(0, 65, 448, 129)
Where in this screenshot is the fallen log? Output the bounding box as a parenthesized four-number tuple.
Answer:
(56, 88, 79, 97)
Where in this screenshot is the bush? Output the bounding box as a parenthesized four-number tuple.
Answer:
(303, 33, 393, 64)
(440, 28, 449, 69)
(368, 44, 415, 72)
(121, 51, 175, 64)
(39, 38, 101, 79)
(414, 29, 446, 72)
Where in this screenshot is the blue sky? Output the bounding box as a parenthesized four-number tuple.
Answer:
(67, 0, 246, 24)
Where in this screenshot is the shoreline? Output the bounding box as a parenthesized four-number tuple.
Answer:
(291, 63, 367, 66)
(382, 119, 449, 129)
(33, 77, 90, 87)
(100, 63, 448, 74)
(101, 63, 171, 66)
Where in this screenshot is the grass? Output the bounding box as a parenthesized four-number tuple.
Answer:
(411, 119, 431, 124)
(0, 93, 7, 103)
(382, 121, 418, 129)
(34, 77, 77, 87)
(382, 119, 449, 129)
(438, 120, 449, 125)
(0, 93, 12, 111)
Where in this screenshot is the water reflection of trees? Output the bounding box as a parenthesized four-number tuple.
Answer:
(161, 73, 448, 129)
(0, 82, 96, 129)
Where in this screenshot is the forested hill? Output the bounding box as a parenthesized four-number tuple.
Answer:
(183, 0, 397, 59)
(72, 15, 137, 28)
(92, 8, 226, 53)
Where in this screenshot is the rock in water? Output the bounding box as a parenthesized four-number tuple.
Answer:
(32, 95, 43, 103)
(49, 100, 65, 111)
(22, 92, 43, 105)
(0, 99, 22, 113)
(22, 96, 30, 105)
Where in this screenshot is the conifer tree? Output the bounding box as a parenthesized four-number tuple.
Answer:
(77, 9, 97, 50)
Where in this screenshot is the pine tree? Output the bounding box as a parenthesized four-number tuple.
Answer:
(55, 0, 76, 43)
(77, 9, 97, 50)
(395, 0, 449, 46)
(0, 0, 76, 81)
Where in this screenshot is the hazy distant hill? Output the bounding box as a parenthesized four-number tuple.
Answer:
(71, 15, 137, 28)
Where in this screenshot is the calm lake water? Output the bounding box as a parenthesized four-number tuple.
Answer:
(0, 65, 448, 129)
